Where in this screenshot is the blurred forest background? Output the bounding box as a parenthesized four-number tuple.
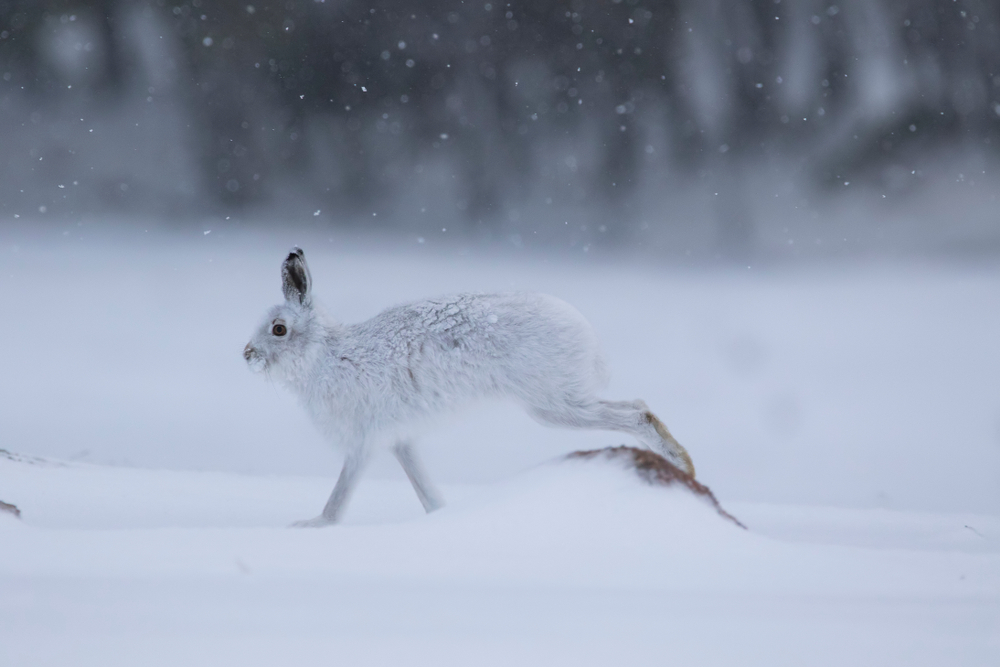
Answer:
(1, 0, 998, 259)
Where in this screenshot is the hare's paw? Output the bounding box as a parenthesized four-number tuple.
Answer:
(289, 515, 336, 528)
(644, 411, 696, 477)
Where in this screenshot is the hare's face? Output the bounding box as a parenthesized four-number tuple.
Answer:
(244, 303, 316, 376)
(245, 247, 318, 378)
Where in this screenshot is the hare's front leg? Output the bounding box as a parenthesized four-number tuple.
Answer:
(291, 449, 368, 527)
(393, 441, 444, 513)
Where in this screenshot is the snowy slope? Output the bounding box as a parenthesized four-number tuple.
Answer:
(1, 452, 998, 667)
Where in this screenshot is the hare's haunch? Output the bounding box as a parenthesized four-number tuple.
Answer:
(244, 248, 694, 526)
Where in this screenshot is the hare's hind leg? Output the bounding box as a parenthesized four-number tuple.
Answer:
(393, 441, 444, 513)
(527, 399, 695, 477)
(291, 448, 369, 527)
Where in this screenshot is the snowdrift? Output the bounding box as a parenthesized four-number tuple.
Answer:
(1, 447, 997, 666)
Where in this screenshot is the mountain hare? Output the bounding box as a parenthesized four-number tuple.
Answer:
(244, 248, 695, 526)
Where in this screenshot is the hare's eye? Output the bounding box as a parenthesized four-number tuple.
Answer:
(272, 324, 287, 336)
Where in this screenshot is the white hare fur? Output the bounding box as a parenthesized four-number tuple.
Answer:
(245, 248, 695, 526)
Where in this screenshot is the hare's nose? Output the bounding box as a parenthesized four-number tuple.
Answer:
(243, 343, 254, 361)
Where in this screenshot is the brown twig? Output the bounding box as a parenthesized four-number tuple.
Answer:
(567, 446, 746, 529)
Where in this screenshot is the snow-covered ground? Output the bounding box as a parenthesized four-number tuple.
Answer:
(1, 221, 998, 665)
(1, 450, 997, 666)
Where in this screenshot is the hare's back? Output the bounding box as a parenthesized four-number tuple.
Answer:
(356, 292, 607, 398)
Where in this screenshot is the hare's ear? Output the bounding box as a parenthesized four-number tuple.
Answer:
(281, 247, 312, 306)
